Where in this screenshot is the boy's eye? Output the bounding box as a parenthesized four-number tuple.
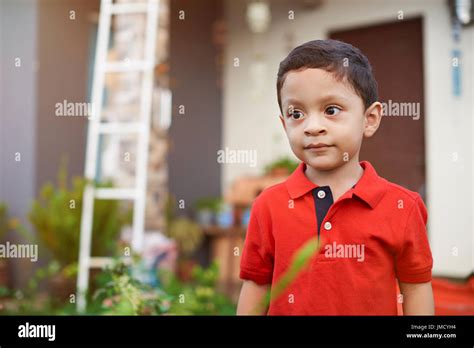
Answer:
(325, 106, 342, 116)
(289, 110, 304, 120)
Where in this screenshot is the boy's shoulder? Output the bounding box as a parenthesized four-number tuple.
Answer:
(253, 181, 288, 206)
(383, 180, 428, 226)
(383, 179, 424, 204)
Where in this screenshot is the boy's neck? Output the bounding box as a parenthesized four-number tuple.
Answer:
(304, 156, 364, 191)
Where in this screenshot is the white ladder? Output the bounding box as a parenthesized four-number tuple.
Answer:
(77, 0, 160, 312)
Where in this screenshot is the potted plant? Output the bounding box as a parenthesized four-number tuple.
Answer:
(215, 201, 234, 228)
(165, 195, 204, 281)
(264, 157, 299, 176)
(28, 159, 132, 301)
(166, 217, 203, 281)
(193, 197, 221, 226)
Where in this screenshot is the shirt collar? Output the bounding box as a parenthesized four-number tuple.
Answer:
(285, 160, 387, 209)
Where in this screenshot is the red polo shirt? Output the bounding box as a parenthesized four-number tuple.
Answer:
(240, 161, 433, 315)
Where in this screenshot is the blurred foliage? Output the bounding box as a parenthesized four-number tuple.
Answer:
(0, 202, 35, 245)
(91, 258, 235, 315)
(0, 203, 8, 241)
(0, 258, 236, 316)
(24, 260, 77, 297)
(264, 156, 299, 175)
(166, 218, 203, 257)
(0, 260, 78, 315)
(28, 158, 132, 267)
(164, 195, 203, 258)
(160, 261, 236, 315)
(92, 258, 171, 315)
(193, 197, 222, 213)
(255, 237, 320, 314)
(1, 167, 236, 316)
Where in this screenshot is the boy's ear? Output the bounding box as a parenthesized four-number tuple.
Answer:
(279, 115, 287, 131)
(363, 101, 383, 138)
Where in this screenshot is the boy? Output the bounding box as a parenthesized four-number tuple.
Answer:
(237, 39, 434, 315)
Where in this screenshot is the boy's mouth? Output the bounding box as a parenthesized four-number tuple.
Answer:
(304, 143, 333, 151)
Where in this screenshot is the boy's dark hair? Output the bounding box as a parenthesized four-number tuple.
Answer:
(277, 39, 378, 112)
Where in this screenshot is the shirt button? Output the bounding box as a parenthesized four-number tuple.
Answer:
(317, 190, 326, 199)
(324, 221, 332, 231)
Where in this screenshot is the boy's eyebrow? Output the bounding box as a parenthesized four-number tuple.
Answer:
(317, 93, 351, 103)
(283, 94, 350, 110)
(284, 98, 302, 106)
(283, 98, 307, 111)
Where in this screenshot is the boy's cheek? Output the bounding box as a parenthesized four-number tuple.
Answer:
(286, 129, 302, 145)
(289, 122, 306, 136)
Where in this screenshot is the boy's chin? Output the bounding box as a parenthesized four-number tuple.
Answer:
(304, 156, 340, 171)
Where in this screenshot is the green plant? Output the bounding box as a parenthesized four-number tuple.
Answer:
(0, 256, 237, 316)
(91, 258, 236, 316)
(28, 159, 132, 268)
(0, 260, 78, 315)
(194, 197, 222, 213)
(92, 258, 171, 315)
(165, 195, 204, 258)
(0, 203, 33, 243)
(0, 203, 8, 241)
(25, 260, 62, 296)
(160, 261, 236, 315)
(264, 156, 299, 175)
(255, 237, 321, 314)
(166, 217, 203, 257)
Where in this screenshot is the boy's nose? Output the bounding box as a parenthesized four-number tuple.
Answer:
(304, 114, 327, 136)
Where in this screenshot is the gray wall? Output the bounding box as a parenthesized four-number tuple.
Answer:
(0, 0, 99, 287)
(1, 0, 39, 288)
(35, 0, 99, 193)
(0, 0, 38, 225)
(168, 0, 223, 216)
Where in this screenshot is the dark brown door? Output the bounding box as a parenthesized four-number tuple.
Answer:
(330, 17, 426, 199)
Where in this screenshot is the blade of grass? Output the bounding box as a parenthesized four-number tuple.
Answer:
(252, 236, 322, 314)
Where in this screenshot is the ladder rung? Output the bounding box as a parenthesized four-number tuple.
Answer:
(109, 3, 149, 15)
(88, 256, 132, 269)
(95, 188, 137, 200)
(103, 61, 152, 73)
(98, 122, 144, 134)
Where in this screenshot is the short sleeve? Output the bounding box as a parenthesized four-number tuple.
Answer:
(239, 199, 274, 285)
(395, 194, 433, 283)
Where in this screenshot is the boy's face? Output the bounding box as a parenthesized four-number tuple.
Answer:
(279, 68, 381, 171)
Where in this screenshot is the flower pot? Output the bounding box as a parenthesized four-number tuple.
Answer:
(177, 259, 198, 282)
(196, 209, 214, 226)
(49, 273, 76, 304)
(270, 167, 290, 177)
(216, 209, 233, 228)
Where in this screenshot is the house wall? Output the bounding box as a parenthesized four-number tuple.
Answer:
(0, 0, 39, 287)
(0, 0, 100, 287)
(168, 0, 224, 215)
(0, 0, 38, 227)
(36, 0, 100, 196)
